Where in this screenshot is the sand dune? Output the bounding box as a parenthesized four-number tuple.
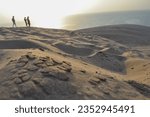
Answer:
(0, 25, 149, 99)
(76, 24, 150, 46)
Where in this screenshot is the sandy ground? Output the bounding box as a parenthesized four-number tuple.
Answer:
(0, 25, 149, 99)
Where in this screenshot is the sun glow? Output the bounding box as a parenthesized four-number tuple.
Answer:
(0, 0, 98, 28)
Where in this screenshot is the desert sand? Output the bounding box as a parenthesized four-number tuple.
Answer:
(0, 24, 149, 99)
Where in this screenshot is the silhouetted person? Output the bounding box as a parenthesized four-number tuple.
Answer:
(27, 16, 31, 27)
(24, 17, 27, 26)
(12, 16, 16, 27)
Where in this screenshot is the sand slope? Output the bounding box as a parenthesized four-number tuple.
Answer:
(0, 25, 149, 99)
(76, 24, 150, 46)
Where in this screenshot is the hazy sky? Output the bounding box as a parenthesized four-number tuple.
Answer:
(91, 0, 150, 12)
(0, 0, 150, 27)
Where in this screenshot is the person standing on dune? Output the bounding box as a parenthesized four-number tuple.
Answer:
(24, 17, 27, 26)
(12, 16, 16, 27)
(27, 16, 31, 27)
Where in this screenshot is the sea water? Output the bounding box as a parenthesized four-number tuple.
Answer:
(62, 10, 150, 30)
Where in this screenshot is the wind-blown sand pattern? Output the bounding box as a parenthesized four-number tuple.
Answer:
(0, 25, 149, 99)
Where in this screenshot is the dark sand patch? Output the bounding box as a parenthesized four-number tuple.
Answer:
(0, 40, 46, 49)
(55, 43, 93, 56)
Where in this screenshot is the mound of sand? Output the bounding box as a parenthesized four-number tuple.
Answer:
(0, 52, 78, 99)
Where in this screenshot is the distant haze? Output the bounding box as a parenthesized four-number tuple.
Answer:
(88, 0, 150, 13)
(0, 0, 150, 28)
(63, 10, 150, 30)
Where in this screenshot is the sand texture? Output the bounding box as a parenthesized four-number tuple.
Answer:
(0, 25, 150, 99)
